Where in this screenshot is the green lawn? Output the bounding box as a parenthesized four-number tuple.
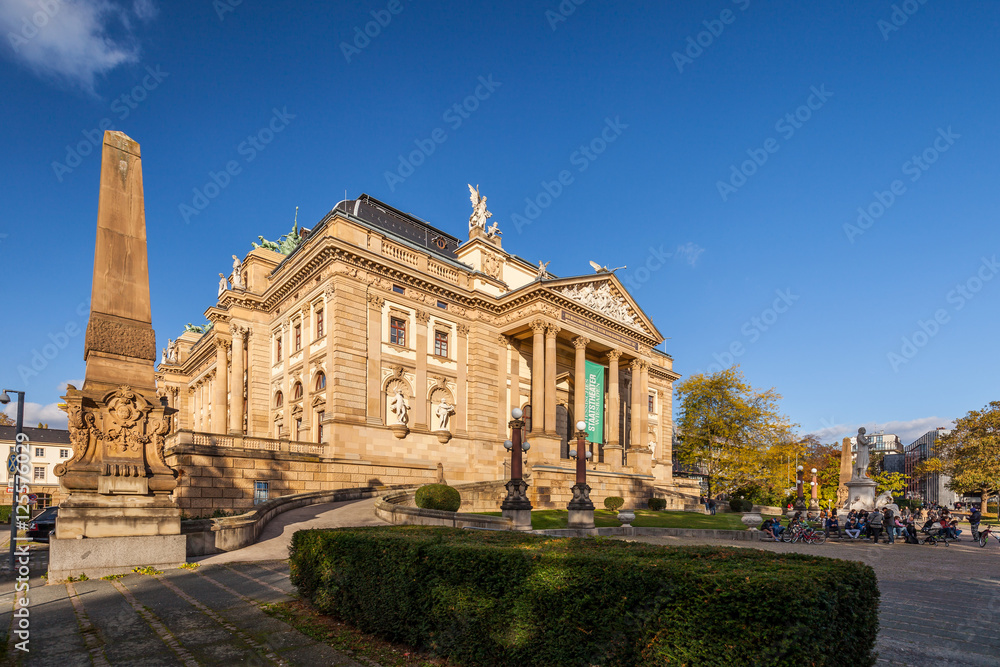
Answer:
(476, 509, 748, 531)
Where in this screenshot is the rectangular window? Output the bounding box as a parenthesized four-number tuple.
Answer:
(294, 324, 302, 350)
(434, 330, 449, 357)
(392, 284, 405, 295)
(390, 317, 406, 347)
(254, 481, 269, 505)
(59, 449, 69, 459)
(316, 310, 324, 338)
(317, 411, 325, 443)
(437, 300, 447, 309)
(33, 467, 45, 481)
(276, 335, 282, 362)
(35, 447, 44, 458)
(648, 395, 654, 412)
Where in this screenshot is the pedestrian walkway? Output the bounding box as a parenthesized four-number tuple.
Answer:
(1, 560, 364, 666)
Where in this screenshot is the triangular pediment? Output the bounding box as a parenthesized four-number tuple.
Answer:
(542, 274, 661, 340)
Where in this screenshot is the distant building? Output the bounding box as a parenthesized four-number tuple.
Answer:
(904, 428, 957, 506)
(0, 426, 73, 510)
(850, 431, 903, 456)
(882, 453, 905, 476)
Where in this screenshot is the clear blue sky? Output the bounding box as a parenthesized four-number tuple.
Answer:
(2, 0, 997, 443)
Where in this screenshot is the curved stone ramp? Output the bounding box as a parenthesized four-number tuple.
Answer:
(195, 497, 386, 565)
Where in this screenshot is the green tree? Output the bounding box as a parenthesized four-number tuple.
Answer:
(870, 471, 908, 496)
(922, 401, 1000, 507)
(675, 366, 795, 498)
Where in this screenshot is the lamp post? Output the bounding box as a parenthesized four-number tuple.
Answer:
(809, 467, 820, 512)
(1, 389, 25, 571)
(567, 420, 595, 530)
(501, 408, 532, 531)
(793, 464, 806, 513)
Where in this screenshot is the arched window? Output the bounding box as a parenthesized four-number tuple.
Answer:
(292, 382, 303, 400)
(315, 372, 326, 391)
(274, 391, 283, 408)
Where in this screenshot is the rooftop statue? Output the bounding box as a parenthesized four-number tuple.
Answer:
(251, 207, 304, 255)
(468, 184, 492, 233)
(184, 322, 212, 334)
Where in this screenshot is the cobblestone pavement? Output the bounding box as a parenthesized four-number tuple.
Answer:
(626, 534, 1000, 666)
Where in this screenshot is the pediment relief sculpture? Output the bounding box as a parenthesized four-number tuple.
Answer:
(553, 282, 639, 328)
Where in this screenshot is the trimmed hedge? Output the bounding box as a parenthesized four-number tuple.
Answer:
(603, 496, 624, 511)
(290, 526, 878, 666)
(647, 497, 666, 511)
(730, 498, 753, 512)
(414, 484, 460, 512)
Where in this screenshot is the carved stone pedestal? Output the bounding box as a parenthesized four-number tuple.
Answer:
(434, 430, 452, 444)
(567, 482, 595, 530)
(845, 478, 878, 512)
(501, 478, 532, 531)
(390, 424, 409, 439)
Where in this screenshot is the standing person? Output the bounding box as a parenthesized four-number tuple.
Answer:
(708, 498, 717, 516)
(970, 505, 982, 541)
(700, 495, 707, 512)
(883, 508, 895, 544)
(869, 508, 883, 543)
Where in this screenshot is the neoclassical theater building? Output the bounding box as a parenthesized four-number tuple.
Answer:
(156, 191, 699, 512)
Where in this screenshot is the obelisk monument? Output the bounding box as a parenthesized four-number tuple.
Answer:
(837, 436, 852, 508)
(49, 131, 185, 581)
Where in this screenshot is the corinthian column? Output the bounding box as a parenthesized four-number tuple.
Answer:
(605, 350, 623, 464)
(639, 360, 650, 450)
(544, 324, 560, 434)
(629, 358, 642, 450)
(530, 320, 546, 433)
(230, 325, 246, 434)
(213, 338, 229, 434)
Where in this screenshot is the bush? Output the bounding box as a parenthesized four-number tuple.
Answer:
(647, 498, 666, 511)
(730, 498, 753, 512)
(290, 527, 879, 666)
(414, 484, 461, 512)
(0, 505, 11, 524)
(603, 496, 625, 511)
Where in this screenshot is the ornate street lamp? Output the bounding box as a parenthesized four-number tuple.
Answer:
(793, 464, 806, 513)
(501, 408, 532, 531)
(566, 420, 595, 530)
(808, 467, 820, 512)
(1, 389, 25, 571)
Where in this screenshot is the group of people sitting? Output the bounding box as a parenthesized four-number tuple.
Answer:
(757, 504, 981, 544)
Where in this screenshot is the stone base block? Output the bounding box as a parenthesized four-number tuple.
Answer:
(49, 534, 186, 582)
(502, 508, 533, 532)
(567, 508, 596, 530)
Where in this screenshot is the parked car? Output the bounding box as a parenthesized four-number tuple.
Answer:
(28, 506, 57, 543)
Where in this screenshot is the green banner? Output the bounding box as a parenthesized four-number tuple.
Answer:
(584, 360, 605, 444)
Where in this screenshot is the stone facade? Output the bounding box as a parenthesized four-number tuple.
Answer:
(156, 193, 693, 511)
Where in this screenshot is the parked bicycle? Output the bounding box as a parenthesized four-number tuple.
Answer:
(978, 524, 1000, 548)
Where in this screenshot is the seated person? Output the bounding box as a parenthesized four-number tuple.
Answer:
(760, 518, 776, 540)
(844, 518, 861, 539)
(904, 520, 919, 544)
(772, 518, 786, 539)
(825, 513, 840, 537)
(947, 519, 961, 539)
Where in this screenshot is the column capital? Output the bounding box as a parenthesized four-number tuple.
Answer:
(530, 319, 547, 335)
(606, 349, 622, 362)
(572, 335, 590, 350)
(498, 333, 511, 348)
(367, 293, 385, 309)
(629, 358, 642, 371)
(545, 324, 561, 339)
(324, 286, 335, 300)
(415, 309, 431, 324)
(456, 324, 470, 338)
(230, 322, 249, 339)
(214, 338, 231, 351)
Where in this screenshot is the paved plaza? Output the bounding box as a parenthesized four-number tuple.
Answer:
(2, 501, 998, 665)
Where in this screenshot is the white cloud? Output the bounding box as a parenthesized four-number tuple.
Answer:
(0, 0, 158, 94)
(2, 401, 69, 429)
(807, 416, 956, 447)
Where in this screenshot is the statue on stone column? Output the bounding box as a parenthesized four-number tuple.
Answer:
(218, 273, 229, 297)
(536, 260, 550, 280)
(389, 389, 409, 425)
(434, 397, 456, 431)
(486, 220, 501, 238)
(854, 427, 871, 479)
